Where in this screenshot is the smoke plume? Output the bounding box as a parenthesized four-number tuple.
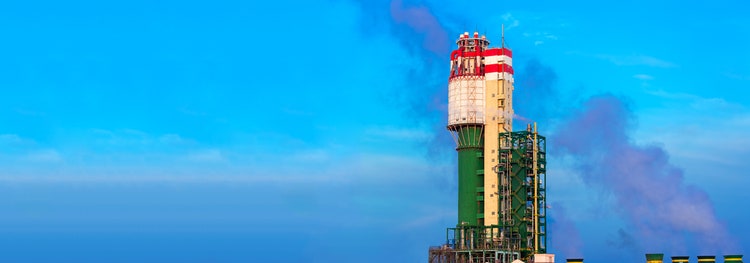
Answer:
(514, 58, 559, 127)
(351, 0, 460, 163)
(553, 94, 737, 253)
(389, 0, 450, 56)
(549, 202, 583, 260)
(351, 0, 739, 253)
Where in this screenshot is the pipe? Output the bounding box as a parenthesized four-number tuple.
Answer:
(533, 122, 539, 252)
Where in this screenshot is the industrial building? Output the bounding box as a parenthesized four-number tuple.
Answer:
(425, 30, 743, 263)
(428, 30, 549, 263)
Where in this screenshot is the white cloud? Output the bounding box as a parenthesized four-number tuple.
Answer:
(289, 149, 330, 162)
(636, 91, 750, 171)
(723, 72, 750, 81)
(14, 109, 45, 117)
(178, 107, 208, 117)
(0, 134, 24, 144)
(91, 129, 196, 147)
(365, 126, 431, 141)
(569, 52, 676, 68)
(598, 54, 676, 68)
(25, 150, 62, 163)
(186, 149, 225, 162)
(645, 89, 743, 111)
(159, 134, 188, 144)
(633, 74, 654, 80)
(523, 31, 558, 45)
(501, 12, 520, 30)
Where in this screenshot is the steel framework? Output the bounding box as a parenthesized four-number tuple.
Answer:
(496, 126, 547, 258)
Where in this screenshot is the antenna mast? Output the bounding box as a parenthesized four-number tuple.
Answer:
(502, 24, 505, 48)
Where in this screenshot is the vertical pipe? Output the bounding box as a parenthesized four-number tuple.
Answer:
(533, 122, 539, 252)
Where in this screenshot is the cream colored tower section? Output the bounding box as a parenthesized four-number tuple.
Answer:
(483, 73, 513, 227)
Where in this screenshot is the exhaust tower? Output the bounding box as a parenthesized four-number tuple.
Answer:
(430, 30, 550, 263)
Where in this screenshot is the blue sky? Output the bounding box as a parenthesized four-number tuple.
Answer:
(0, 0, 749, 262)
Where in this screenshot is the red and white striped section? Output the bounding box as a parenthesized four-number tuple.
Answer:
(484, 48, 513, 81)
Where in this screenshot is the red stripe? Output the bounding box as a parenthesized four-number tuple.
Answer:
(449, 47, 512, 58)
(483, 48, 512, 57)
(484, 64, 514, 74)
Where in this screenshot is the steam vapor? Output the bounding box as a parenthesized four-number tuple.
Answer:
(549, 202, 583, 259)
(553, 95, 737, 254)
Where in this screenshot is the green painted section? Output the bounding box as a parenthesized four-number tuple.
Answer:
(455, 126, 483, 226)
(647, 254, 665, 260)
(724, 255, 743, 262)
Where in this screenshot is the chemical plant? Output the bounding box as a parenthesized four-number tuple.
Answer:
(426, 30, 743, 263)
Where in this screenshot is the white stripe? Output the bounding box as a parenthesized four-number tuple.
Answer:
(484, 55, 512, 66)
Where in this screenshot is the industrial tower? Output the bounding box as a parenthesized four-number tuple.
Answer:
(429, 31, 552, 263)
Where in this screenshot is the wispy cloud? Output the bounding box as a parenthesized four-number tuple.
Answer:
(645, 89, 744, 111)
(571, 52, 676, 68)
(14, 108, 46, 117)
(178, 107, 208, 117)
(633, 74, 654, 80)
(600, 54, 675, 67)
(25, 150, 63, 163)
(0, 134, 26, 145)
(638, 90, 750, 167)
(523, 31, 558, 46)
(723, 72, 750, 81)
(501, 12, 520, 30)
(185, 149, 225, 162)
(159, 134, 189, 144)
(365, 126, 431, 141)
(289, 149, 330, 162)
(91, 129, 197, 147)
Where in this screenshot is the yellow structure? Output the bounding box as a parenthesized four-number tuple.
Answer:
(483, 54, 514, 226)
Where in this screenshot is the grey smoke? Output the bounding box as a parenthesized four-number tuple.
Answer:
(349, 0, 461, 192)
(607, 228, 638, 252)
(553, 94, 737, 253)
(514, 58, 559, 127)
(549, 202, 583, 259)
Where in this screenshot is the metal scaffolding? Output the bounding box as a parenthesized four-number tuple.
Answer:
(497, 126, 547, 258)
